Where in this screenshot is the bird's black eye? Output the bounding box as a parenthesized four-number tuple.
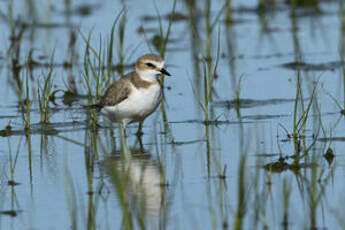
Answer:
(146, 63, 155, 68)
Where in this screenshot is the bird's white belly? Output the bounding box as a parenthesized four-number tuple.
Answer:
(101, 84, 161, 124)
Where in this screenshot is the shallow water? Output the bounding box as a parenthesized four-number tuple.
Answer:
(0, 0, 345, 229)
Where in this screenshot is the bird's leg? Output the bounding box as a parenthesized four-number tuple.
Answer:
(136, 122, 143, 138)
(109, 123, 117, 151)
(137, 133, 144, 152)
(119, 122, 127, 138)
(119, 122, 131, 157)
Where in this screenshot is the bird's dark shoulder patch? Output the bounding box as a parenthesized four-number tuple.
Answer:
(99, 77, 132, 107)
(127, 72, 157, 89)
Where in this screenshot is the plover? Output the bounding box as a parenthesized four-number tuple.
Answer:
(88, 53, 171, 133)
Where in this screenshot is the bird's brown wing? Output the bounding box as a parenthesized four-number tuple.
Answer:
(99, 78, 132, 107)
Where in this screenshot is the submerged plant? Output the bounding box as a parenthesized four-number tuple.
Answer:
(38, 54, 55, 124)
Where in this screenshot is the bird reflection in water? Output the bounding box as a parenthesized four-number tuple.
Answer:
(101, 148, 166, 227)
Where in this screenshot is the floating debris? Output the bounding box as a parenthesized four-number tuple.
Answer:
(136, 26, 157, 34)
(264, 157, 318, 173)
(170, 139, 206, 146)
(280, 61, 344, 71)
(318, 137, 345, 142)
(229, 5, 287, 14)
(151, 34, 180, 51)
(213, 98, 296, 109)
(19, 21, 73, 29)
(166, 12, 189, 21)
(255, 153, 280, 157)
(168, 119, 253, 126)
(264, 157, 289, 173)
(8, 180, 21, 186)
(0, 210, 22, 217)
(285, 0, 319, 8)
(141, 12, 190, 22)
(324, 148, 335, 165)
(56, 4, 101, 17)
(242, 114, 289, 120)
(62, 91, 85, 106)
(0, 125, 12, 137)
(341, 109, 345, 115)
(0, 125, 60, 137)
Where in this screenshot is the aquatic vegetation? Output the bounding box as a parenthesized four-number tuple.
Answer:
(37, 55, 55, 124)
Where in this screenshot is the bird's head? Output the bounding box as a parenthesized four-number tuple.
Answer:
(135, 53, 171, 82)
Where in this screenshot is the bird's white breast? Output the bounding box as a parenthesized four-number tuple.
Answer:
(101, 83, 162, 123)
(128, 83, 162, 116)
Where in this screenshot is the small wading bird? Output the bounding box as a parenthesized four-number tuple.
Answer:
(86, 53, 171, 136)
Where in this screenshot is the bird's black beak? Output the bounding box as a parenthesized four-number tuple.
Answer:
(160, 68, 171, 76)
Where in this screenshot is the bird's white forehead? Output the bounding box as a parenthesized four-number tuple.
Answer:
(151, 60, 164, 68)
